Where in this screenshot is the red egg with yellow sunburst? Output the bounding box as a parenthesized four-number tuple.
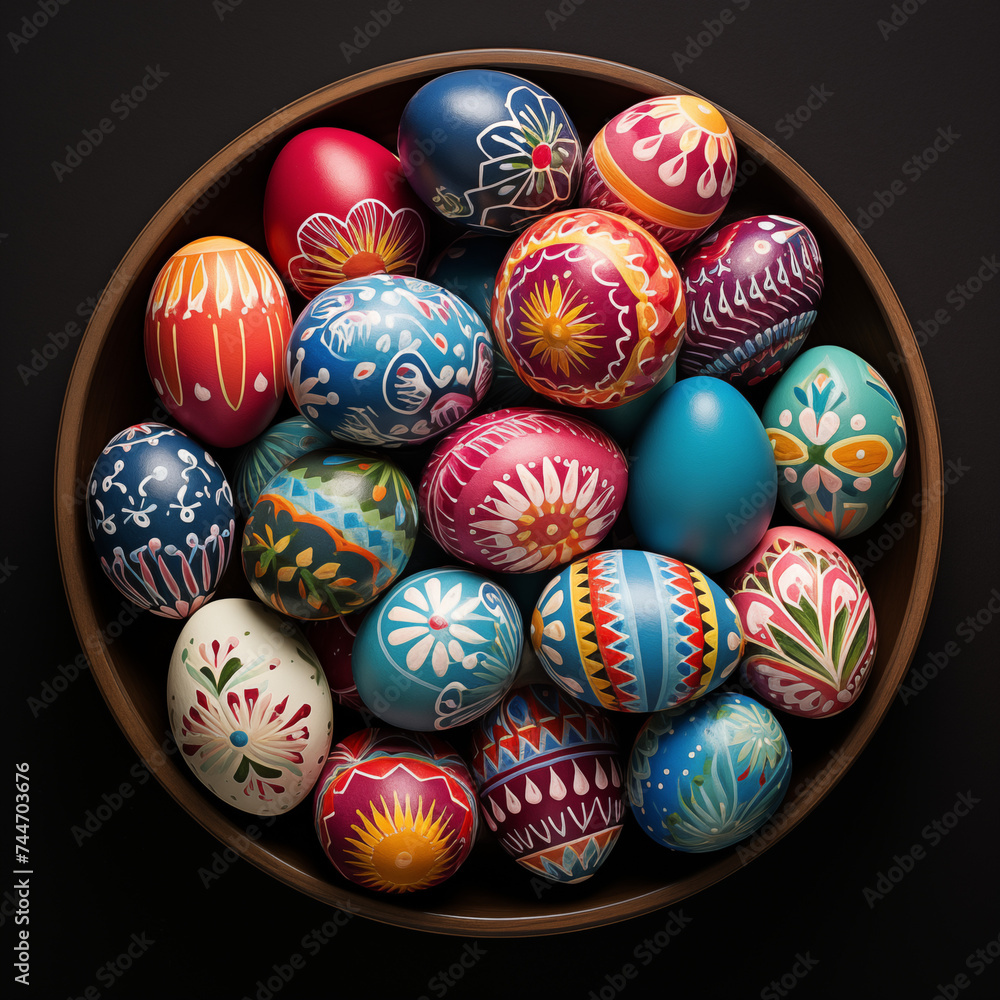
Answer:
(263, 127, 429, 301)
(312, 728, 478, 894)
(491, 208, 685, 408)
(143, 236, 293, 449)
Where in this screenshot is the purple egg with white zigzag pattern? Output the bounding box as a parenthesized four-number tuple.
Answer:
(677, 215, 824, 389)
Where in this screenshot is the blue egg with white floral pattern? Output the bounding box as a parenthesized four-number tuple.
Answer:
(763, 345, 907, 538)
(86, 422, 235, 619)
(398, 69, 583, 234)
(352, 567, 523, 732)
(628, 691, 792, 852)
(233, 416, 333, 517)
(286, 274, 494, 448)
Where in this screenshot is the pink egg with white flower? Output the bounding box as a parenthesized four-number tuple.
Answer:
(418, 407, 628, 574)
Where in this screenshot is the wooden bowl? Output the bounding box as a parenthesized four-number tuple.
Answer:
(54, 49, 943, 936)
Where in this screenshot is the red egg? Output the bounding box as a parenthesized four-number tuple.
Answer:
(305, 611, 368, 713)
(144, 236, 292, 449)
(728, 526, 878, 718)
(312, 728, 479, 893)
(581, 95, 737, 252)
(263, 127, 429, 300)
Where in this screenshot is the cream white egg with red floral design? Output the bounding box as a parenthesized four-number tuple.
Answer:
(167, 598, 334, 815)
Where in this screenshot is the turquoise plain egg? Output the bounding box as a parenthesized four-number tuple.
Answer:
(627, 377, 777, 573)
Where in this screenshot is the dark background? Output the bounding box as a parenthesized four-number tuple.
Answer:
(4, 0, 998, 997)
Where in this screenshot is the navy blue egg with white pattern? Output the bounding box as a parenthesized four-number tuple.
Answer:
(86, 422, 235, 619)
(398, 69, 582, 234)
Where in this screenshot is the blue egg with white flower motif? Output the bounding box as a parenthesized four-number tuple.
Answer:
(285, 273, 494, 448)
(628, 691, 792, 852)
(398, 69, 583, 234)
(86, 422, 235, 619)
(353, 567, 523, 731)
(763, 345, 907, 538)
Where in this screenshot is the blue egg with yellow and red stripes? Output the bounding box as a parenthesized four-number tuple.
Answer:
(530, 549, 744, 713)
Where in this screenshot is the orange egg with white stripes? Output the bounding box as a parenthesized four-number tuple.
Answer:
(144, 236, 293, 449)
(581, 95, 737, 252)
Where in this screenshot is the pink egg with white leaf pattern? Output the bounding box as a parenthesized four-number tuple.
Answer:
(418, 408, 628, 574)
(728, 526, 877, 719)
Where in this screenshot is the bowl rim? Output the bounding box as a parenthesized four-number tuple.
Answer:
(54, 47, 944, 936)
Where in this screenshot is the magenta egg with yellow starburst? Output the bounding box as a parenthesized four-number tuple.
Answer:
(312, 728, 479, 893)
(490, 208, 686, 408)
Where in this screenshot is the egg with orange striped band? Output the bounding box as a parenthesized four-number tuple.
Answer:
(580, 94, 737, 252)
(144, 236, 293, 449)
(241, 449, 418, 620)
(490, 209, 685, 408)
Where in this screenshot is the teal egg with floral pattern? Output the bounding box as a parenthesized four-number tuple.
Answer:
(241, 449, 418, 620)
(353, 567, 523, 731)
(233, 417, 333, 517)
(763, 345, 907, 538)
(628, 690, 792, 852)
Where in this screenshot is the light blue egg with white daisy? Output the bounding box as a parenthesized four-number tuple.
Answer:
(353, 567, 523, 731)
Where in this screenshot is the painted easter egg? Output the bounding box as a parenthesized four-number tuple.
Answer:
(678, 215, 824, 387)
(419, 407, 628, 574)
(285, 274, 494, 448)
(263, 127, 428, 300)
(425, 231, 514, 324)
(241, 449, 418, 620)
(166, 598, 334, 815)
(584, 359, 677, 446)
(144, 236, 293, 449)
(628, 377, 776, 573)
(305, 611, 369, 713)
(581, 95, 737, 251)
(233, 416, 333, 517)
(398, 69, 582, 234)
(425, 231, 546, 411)
(531, 549, 744, 713)
(628, 691, 792, 852)
(353, 568, 523, 731)
(763, 345, 907, 538)
(728, 526, 877, 718)
(470, 684, 625, 883)
(86, 422, 235, 619)
(313, 728, 478, 893)
(491, 208, 686, 408)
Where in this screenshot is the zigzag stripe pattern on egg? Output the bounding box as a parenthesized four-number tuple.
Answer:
(531, 550, 744, 713)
